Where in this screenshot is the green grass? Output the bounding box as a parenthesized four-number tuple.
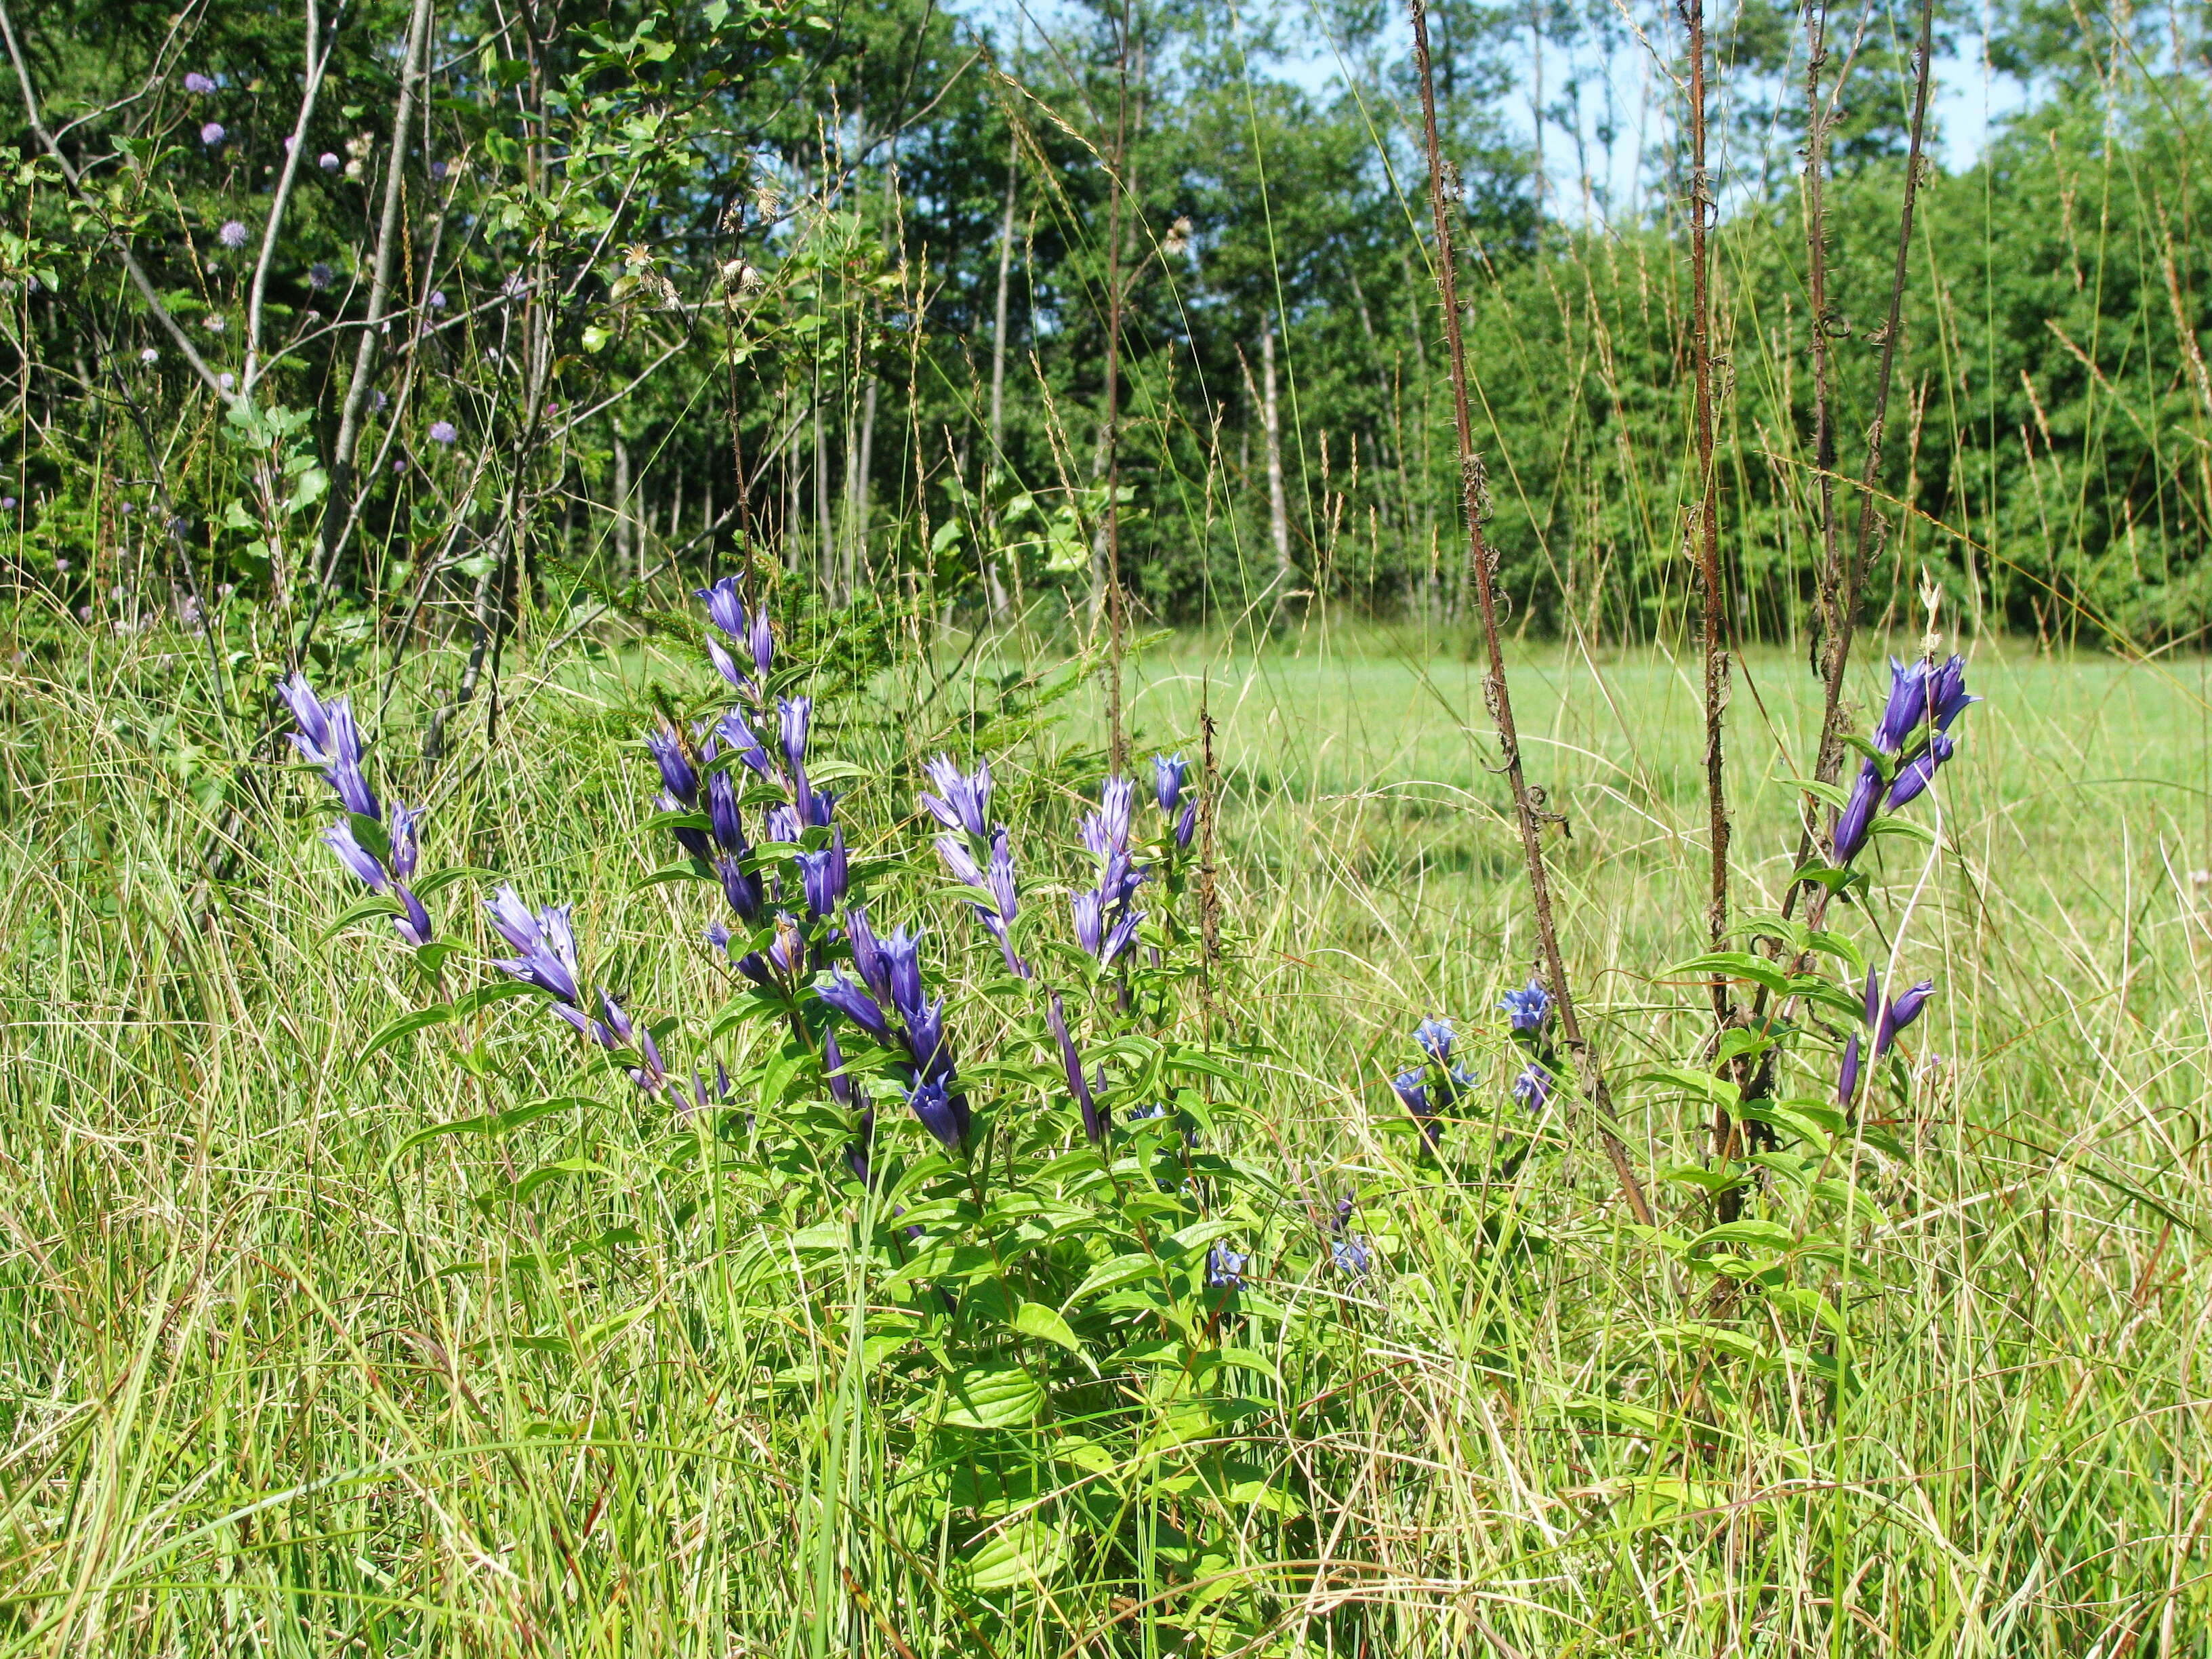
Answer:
(3, 618, 2211, 1655)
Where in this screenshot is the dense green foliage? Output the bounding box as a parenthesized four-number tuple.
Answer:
(3, 0, 2208, 646)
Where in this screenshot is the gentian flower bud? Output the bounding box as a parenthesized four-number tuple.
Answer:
(279, 672, 333, 758)
(702, 743, 747, 855)
(1174, 802, 1196, 850)
(1884, 979, 1936, 1045)
(392, 884, 434, 947)
(750, 611, 774, 680)
(818, 968, 895, 1045)
(715, 855, 763, 923)
(880, 926, 927, 1027)
(1834, 761, 1881, 864)
(1071, 889, 1105, 957)
(937, 834, 986, 889)
(387, 803, 423, 882)
(798, 829, 848, 917)
(1393, 1068, 1441, 1151)
(1153, 752, 1188, 815)
(777, 696, 811, 777)
(696, 576, 747, 641)
(823, 1027, 853, 1109)
(846, 905, 892, 1002)
(920, 755, 992, 838)
(705, 634, 755, 696)
(1498, 979, 1552, 1034)
(323, 821, 387, 890)
(1886, 735, 1954, 811)
(904, 1074, 970, 1152)
(715, 710, 776, 779)
(1836, 1032, 1862, 1108)
(1048, 992, 1104, 1144)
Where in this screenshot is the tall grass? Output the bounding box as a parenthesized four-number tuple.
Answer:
(3, 616, 2208, 1654)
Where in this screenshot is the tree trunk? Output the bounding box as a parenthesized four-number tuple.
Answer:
(612, 436, 632, 579)
(985, 132, 1018, 617)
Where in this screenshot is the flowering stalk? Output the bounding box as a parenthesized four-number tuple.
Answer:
(1832, 654, 1977, 865)
(281, 672, 435, 949)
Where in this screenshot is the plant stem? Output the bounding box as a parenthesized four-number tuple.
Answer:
(1407, 0, 1653, 1228)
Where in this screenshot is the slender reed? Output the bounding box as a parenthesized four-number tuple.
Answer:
(1795, 0, 1938, 921)
(1407, 0, 1653, 1227)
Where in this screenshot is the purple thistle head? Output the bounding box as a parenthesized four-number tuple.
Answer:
(184, 71, 217, 94)
(392, 883, 434, 948)
(1153, 752, 1189, 815)
(1414, 1018, 1455, 1063)
(308, 261, 334, 290)
(846, 905, 891, 1002)
(218, 220, 248, 249)
(1499, 979, 1552, 1035)
(1393, 1067, 1441, 1151)
(386, 802, 423, 881)
(818, 967, 895, 1046)
(317, 152, 340, 172)
(920, 754, 992, 839)
(428, 420, 457, 445)
(1048, 992, 1104, 1144)
(322, 820, 387, 890)
(904, 1073, 970, 1153)
(1835, 760, 1882, 864)
(697, 576, 747, 642)
(798, 829, 848, 918)
(1206, 1246, 1248, 1289)
(199, 121, 225, 146)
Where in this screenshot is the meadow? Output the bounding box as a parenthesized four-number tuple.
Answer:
(3, 615, 2209, 1656)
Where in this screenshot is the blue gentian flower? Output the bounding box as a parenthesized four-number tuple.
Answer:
(1174, 802, 1197, 850)
(1886, 736, 1954, 810)
(798, 828, 848, 918)
(705, 634, 754, 697)
(1206, 1246, 1248, 1289)
(1499, 979, 1552, 1034)
(1153, 752, 1188, 815)
(1048, 992, 1104, 1144)
(818, 967, 895, 1045)
(1393, 1067, 1441, 1151)
(714, 710, 777, 779)
(697, 576, 747, 644)
(777, 696, 811, 779)
(1512, 1061, 1552, 1111)
(846, 905, 893, 1002)
(323, 821, 386, 890)
(1331, 1237, 1372, 1277)
(387, 803, 422, 882)
(281, 674, 379, 819)
(880, 925, 927, 1027)
(750, 611, 775, 680)
(904, 1073, 970, 1152)
(1414, 1017, 1455, 1063)
(644, 731, 698, 808)
(920, 755, 992, 839)
(485, 887, 583, 1005)
(715, 854, 763, 924)
(700, 735, 749, 855)
(1835, 762, 1882, 864)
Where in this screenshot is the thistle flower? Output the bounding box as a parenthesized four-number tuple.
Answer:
(218, 220, 248, 249)
(485, 886, 582, 1004)
(1393, 1068, 1442, 1151)
(1047, 991, 1104, 1144)
(309, 262, 333, 290)
(428, 421, 457, 445)
(317, 152, 340, 171)
(921, 755, 991, 838)
(184, 71, 217, 94)
(1206, 1246, 1248, 1289)
(199, 121, 225, 146)
(1499, 979, 1552, 1034)
(1153, 752, 1189, 816)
